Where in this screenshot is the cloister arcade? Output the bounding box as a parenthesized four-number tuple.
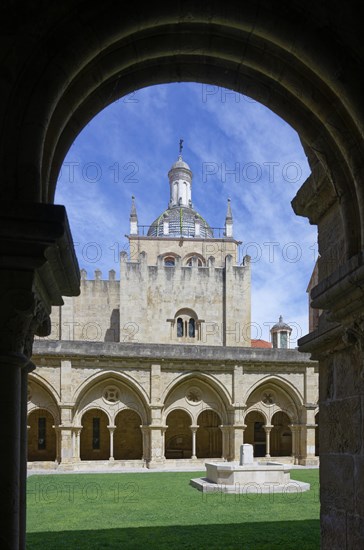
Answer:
(27, 371, 317, 465)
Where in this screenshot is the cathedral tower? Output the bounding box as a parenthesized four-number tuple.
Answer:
(120, 147, 251, 346)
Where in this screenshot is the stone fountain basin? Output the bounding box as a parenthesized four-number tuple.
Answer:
(190, 461, 310, 494)
(205, 461, 291, 485)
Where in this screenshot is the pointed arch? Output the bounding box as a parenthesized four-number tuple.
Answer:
(244, 375, 303, 424)
(73, 370, 149, 425)
(244, 375, 304, 407)
(27, 374, 60, 425)
(162, 371, 232, 407)
(162, 371, 231, 425)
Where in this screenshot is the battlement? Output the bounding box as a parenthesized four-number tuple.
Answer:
(80, 268, 118, 281)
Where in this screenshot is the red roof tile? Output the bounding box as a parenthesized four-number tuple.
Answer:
(251, 339, 273, 349)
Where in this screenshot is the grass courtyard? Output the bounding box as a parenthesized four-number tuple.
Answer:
(26, 469, 319, 549)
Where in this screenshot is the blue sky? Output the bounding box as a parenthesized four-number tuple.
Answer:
(56, 82, 317, 346)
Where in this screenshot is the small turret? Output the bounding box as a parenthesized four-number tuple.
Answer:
(168, 139, 193, 208)
(270, 316, 292, 349)
(225, 198, 233, 238)
(129, 195, 138, 235)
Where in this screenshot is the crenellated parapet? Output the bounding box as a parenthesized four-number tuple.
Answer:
(120, 250, 251, 346)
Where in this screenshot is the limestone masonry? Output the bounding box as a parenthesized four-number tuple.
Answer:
(30, 153, 319, 469)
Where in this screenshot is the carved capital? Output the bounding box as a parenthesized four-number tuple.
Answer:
(0, 284, 51, 357)
(0, 202, 80, 357)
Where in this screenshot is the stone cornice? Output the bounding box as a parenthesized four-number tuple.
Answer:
(33, 339, 315, 365)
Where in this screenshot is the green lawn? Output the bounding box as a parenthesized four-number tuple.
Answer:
(26, 469, 320, 549)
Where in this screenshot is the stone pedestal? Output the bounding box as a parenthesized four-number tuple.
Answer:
(240, 443, 254, 465)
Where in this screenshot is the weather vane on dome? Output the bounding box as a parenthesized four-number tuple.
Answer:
(179, 138, 184, 155)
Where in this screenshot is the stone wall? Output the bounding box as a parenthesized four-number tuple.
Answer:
(43, 270, 120, 342)
(120, 252, 251, 346)
(30, 340, 319, 467)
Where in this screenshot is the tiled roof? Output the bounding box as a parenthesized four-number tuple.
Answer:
(251, 339, 273, 349)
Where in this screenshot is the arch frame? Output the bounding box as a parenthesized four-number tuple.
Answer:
(72, 369, 150, 425)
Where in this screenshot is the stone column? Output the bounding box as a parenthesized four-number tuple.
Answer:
(20, 361, 35, 549)
(147, 404, 166, 468)
(57, 406, 74, 465)
(219, 425, 230, 460)
(72, 427, 82, 461)
(301, 406, 319, 465)
(140, 426, 150, 464)
(0, 202, 80, 549)
(264, 424, 273, 458)
(289, 424, 299, 465)
(148, 426, 167, 468)
(190, 425, 198, 459)
(0, 278, 51, 549)
(0, 353, 34, 550)
(108, 426, 116, 461)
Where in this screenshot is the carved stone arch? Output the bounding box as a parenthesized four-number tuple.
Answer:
(162, 372, 231, 409)
(79, 403, 112, 426)
(244, 374, 303, 421)
(162, 373, 230, 425)
(72, 370, 149, 424)
(183, 253, 206, 266)
(174, 308, 198, 319)
(164, 406, 193, 425)
(4, 4, 362, 264)
(80, 406, 110, 461)
(159, 252, 181, 266)
(27, 375, 61, 425)
(27, 407, 57, 462)
(243, 407, 269, 425)
(73, 372, 149, 425)
(245, 377, 302, 425)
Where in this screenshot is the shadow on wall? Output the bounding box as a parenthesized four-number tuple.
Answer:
(105, 309, 120, 342)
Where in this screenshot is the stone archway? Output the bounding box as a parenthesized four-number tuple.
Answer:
(80, 409, 109, 461)
(165, 410, 192, 459)
(27, 409, 56, 462)
(271, 411, 292, 457)
(244, 411, 267, 457)
(1, 3, 364, 548)
(196, 410, 222, 459)
(114, 410, 143, 460)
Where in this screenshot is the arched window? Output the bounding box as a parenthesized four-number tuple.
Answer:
(185, 255, 204, 266)
(164, 256, 175, 266)
(173, 309, 199, 341)
(189, 318, 195, 337)
(177, 318, 184, 337)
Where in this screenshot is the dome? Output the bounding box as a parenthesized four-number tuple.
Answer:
(147, 206, 213, 238)
(170, 156, 191, 171)
(271, 315, 292, 332)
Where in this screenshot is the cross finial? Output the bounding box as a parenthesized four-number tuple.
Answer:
(179, 138, 184, 155)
